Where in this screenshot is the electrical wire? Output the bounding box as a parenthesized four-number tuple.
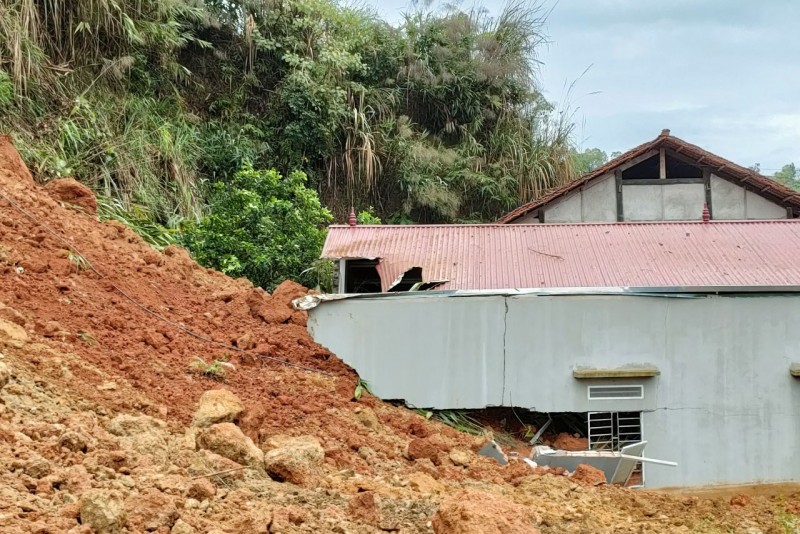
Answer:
(0, 188, 334, 377)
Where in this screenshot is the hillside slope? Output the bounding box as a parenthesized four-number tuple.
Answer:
(0, 136, 796, 533)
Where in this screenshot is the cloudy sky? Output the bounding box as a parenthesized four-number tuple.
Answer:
(361, 0, 800, 172)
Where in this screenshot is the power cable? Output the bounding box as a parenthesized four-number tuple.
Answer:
(0, 188, 334, 377)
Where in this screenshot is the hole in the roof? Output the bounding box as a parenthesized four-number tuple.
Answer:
(345, 259, 382, 293)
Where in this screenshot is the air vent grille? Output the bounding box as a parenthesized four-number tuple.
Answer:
(587, 385, 644, 400)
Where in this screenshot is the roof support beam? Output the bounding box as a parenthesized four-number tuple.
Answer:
(659, 148, 667, 179)
(617, 149, 660, 173)
(615, 170, 623, 222)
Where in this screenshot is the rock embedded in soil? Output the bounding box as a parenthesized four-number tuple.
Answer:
(187, 478, 216, 501)
(354, 406, 380, 431)
(196, 422, 264, 469)
(79, 489, 126, 533)
(189, 450, 247, 484)
(23, 456, 52, 479)
(448, 448, 473, 467)
(107, 413, 167, 437)
(192, 389, 244, 428)
(44, 178, 98, 215)
(263, 435, 325, 486)
(125, 488, 179, 532)
(171, 519, 197, 534)
(408, 471, 445, 495)
(407, 434, 453, 465)
(59, 430, 92, 453)
(571, 463, 606, 486)
(432, 489, 541, 534)
(0, 318, 28, 348)
(0, 360, 10, 389)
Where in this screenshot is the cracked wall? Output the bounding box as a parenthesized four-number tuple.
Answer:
(308, 292, 800, 487)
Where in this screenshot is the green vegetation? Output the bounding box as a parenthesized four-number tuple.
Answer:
(181, 165, 331, 291)
(353, 378, 372, 401)
(0, 0, 579, 288)
(773, 163, 799, 190)
(190, 356, 236, 381)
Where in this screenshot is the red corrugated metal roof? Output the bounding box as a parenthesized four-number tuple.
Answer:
(322, 221, 800, 291)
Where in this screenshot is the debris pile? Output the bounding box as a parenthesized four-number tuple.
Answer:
(0, 136, 797, 532)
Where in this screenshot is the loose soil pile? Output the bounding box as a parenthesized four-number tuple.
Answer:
(0, 135, 797, 533)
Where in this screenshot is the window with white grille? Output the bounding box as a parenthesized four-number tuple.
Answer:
(587, 384, 644, 400)
(588, 411, 644, 486)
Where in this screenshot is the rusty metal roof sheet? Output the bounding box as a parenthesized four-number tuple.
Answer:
(497, 130, 800, 223)
(322, 221, 800, 291)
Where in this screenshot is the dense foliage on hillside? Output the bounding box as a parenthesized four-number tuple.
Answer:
(0, 0, 575, 226)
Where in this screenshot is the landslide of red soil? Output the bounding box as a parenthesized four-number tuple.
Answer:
(1, 135, 798, 533)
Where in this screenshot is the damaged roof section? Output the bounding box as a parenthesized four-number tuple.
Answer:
(322, 221, 800, 291)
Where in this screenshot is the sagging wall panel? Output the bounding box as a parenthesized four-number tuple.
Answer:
(308, 293, 800, 488)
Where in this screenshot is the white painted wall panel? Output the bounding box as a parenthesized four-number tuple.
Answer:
(543, 192, 582, 223)
(307, 296, 506, 407)
(746, 190, 786, 219)
(710, 174, 746, 219)
(581, 174, 617, 222)
(663, 183, 705, 220)
(622, 185, 663, 220)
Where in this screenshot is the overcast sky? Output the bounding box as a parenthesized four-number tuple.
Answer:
(361, 0, 800, 173)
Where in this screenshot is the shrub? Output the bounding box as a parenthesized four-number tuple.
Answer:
(181, 165, 332, 291)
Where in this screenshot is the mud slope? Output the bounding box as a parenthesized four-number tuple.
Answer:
(0, 136, 797, 533)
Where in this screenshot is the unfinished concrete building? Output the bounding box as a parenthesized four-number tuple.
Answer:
(307, 220, 800, 488)
(497, 129, 800, 224)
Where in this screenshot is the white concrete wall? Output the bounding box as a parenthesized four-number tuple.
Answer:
(308, 293, 800, 488)
(622, 183, 705, 221)
(539, 174, 616, 223)
(580, 174, 617, 222)
(745, 190, 786, 219)
(543, 191, 582, 223)
(710, 174, 786, 220)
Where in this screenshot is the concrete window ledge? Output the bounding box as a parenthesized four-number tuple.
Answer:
(791, 364, 800, 378)
(573, 367, 661, 379)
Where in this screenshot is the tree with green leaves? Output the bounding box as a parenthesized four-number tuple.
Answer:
(773, 163, 798, 190)
(573, 148, 608, 175)
(181, 165, 332, 290)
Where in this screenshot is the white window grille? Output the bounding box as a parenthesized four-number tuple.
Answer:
(588, 411, 644, 487)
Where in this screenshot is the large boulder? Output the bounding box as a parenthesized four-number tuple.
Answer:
(432, 490, 540, 534)
(196, 423, 264, 469)
(80, 489, 126, 533)
(263, 435, 324, 486)
(44, 178, 97, 215)
(192, 389, 244, 428)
